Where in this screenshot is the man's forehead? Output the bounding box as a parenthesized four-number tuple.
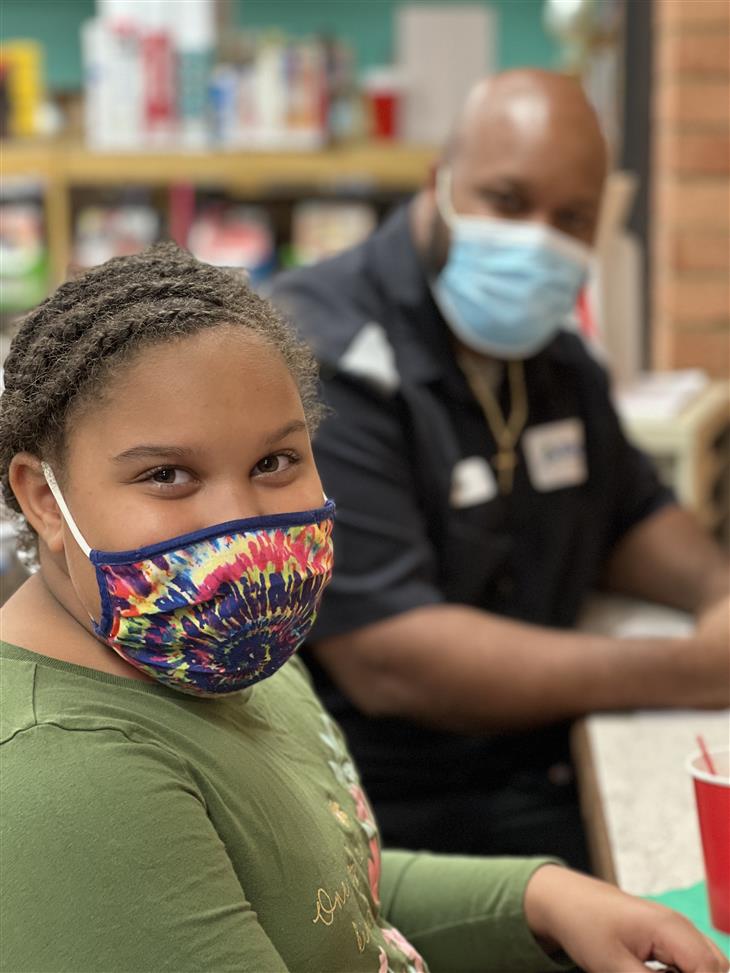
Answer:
(450, 71, 607, 185)
(455, 70, 596, 132)
(465, 89, 552, 140)
(453, 97, 606, 196)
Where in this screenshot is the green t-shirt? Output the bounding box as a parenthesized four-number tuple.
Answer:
(0, 641, 569, 973)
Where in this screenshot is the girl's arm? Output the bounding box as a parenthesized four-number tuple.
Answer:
(379, 851, 572, 973)
(380, 851, 728, 973)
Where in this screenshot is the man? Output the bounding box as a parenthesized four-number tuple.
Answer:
(271, 70, 729, 870)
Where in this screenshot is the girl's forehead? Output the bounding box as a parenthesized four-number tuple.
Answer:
(68, 327, 298, 448)
(112, 327, 281, 386)
(139, 325, 272, 363)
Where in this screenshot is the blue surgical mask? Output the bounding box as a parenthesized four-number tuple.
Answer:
(431, 167, 592, 359)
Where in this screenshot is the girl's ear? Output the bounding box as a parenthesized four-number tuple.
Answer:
(8, 454, 65, 554)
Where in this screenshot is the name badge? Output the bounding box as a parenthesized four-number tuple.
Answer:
(523, 419, 588, 492)
(450, 456, 498, 508)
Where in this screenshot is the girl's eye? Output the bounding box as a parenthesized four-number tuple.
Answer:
(252, 452, 297, 477)
(148, 467, 194, 486)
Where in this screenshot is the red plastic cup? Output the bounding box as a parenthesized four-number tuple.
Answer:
(363, 68, 402, 141)
(687, 747, 730, 933)
(370, 90, 397, 139)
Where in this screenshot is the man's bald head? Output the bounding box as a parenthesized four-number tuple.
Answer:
(450, 69, 607, 179)
(412, 69, 608, 267)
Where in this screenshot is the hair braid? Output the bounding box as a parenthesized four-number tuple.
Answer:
(0, 242, 324, 551)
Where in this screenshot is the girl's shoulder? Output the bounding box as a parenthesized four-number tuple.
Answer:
(0, 640, 326, 754)
(1, 639, 192, 751)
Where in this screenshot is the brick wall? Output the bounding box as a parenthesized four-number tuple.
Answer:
(652, 0, 730, 378)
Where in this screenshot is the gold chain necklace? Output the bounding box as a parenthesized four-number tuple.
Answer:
(458, 353, 529, 495)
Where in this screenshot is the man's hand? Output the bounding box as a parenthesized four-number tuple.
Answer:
(524, 865, 728, 973)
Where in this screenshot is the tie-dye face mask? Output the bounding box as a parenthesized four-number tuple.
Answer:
(42, 463, 334, 697)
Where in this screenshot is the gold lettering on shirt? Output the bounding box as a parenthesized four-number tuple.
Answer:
(312, 880, 351, 927)
(311, 847, 379, 955)
(328, 800, 352, 828)
(346, 860, 359, 889)
(352, 917, 372, 953)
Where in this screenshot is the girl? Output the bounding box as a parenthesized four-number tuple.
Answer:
(0, 245, 725, 973)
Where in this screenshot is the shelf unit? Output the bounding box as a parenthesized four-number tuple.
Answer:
(1, 139, 436, 283)
(621, 381, 730, 538)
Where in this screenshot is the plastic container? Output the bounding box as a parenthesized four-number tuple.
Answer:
(362, 67, 402, 140)
(687, 747, 730, 933)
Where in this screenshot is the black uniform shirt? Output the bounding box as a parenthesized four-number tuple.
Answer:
(272, 205, 673, 812)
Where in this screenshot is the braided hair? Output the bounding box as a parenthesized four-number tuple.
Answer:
(0, 242, 325, 552)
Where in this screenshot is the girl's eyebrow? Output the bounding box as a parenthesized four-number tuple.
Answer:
(111, 421, 306, 464)
(111, 445, 195, 464)
(262, 419, 307, 447)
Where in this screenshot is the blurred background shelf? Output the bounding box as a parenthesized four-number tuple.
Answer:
(1, 139, 436, 189)
(1, 0, 727, 387)
(1, 139, 436, 285)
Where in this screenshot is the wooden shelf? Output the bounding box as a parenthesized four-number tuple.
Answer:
(1, 138, 435, 285)
(1, 139, 436, 191)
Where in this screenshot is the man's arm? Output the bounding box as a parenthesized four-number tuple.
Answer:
(312, 601, 729, 733)
(298, 346, 727, 733)
(601, 503, 729, 614)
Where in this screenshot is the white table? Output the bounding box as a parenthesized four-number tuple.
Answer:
(575, 595, 730, 895)
(576, 708, 728, 895)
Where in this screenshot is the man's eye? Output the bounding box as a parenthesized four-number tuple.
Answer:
(484, 191, 527, 216)
(559, 212, 593, 233)
(149, 467, 193, 486)
(252, 453, 296, 477)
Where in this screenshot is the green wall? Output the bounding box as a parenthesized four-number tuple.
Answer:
(1, 0, 558, 92)
(0, 0, 95, 91)
(236, 0, 559, 74)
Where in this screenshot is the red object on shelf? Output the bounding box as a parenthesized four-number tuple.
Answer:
(169, 183, 195, 249)
(577, 287, 597, 340)
(370, 91, 397, 140)
(364, 68, 401, 141)
(142, 29, 176, 135)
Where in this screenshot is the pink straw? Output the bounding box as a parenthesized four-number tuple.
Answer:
(696, 734, 718, 776)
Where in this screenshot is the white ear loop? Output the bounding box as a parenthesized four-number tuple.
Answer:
(435, 166, 457, 225)
(40, 462, 92, 558)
